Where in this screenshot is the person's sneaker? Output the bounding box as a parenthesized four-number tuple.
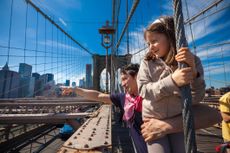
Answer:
(215, 142, 230, 153)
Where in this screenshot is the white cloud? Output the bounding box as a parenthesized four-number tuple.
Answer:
(186, 19, 230, 44)
(58, 18, 67, 27)
(32, 0, 81, 31)
(39, 39, 80, 51)
(197, 41, 230, 59)
(184, 1, 230, 44)
(182, 0, 216, 19)
(204, 61, 230, 75)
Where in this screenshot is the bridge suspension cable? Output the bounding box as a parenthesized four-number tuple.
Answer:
(0, 0, 94, 98)
(184, 0, 224, 25)
(115, 0, 140, 49)
(173, 0, 197, 152)
(25, 0, 93, 55)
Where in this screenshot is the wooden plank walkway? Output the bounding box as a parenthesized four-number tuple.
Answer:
(196, 127, 223, 153)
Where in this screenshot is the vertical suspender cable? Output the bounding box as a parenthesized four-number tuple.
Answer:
(173, 0, 197, 153)
(203, 15, 211, 87)
(65, 35, 67, 82)
(35, 11, 38, 73)
(57, 28, 59, 83)
(2, 0, 17, 97)
(70, 40, 73, 83)
(116, 0, 121, 55)
(61, 33, 63, 81)
(111, 0, 116, 93)
(7, 0, 14, 64)
(51, 18, 54, 74)
(44, 19, 47, 74)
(206, 48, 212, 87)
(184, 0, 196, 55)
(67, 37, 69, 82)
(115, 0, 139, 51)
(23, 2, 29, 97)
(126, 0, 129, 54)
(24, 3, 29, 63)
(34, 10, 39, 96)
(221, 46, 227, 87)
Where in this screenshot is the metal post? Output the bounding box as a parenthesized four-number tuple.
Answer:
(99, 21, 115, 93)
(110, 49, 114, 93)
(105, 47, 109, 93)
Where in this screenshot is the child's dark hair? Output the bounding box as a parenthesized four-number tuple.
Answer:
(144, 16, 177, 67)
(121, 63, 139, 77)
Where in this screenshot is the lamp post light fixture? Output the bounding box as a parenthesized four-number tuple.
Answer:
(99, 21, 115, 93)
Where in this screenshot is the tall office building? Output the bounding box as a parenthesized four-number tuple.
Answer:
(47, 73, 54, 82)
(18, 63, 34, 98)
(39, 73, 55, 96)
(19, 63, 32, 77)
(40, 73, 54, 84)
(32, 73, 40, 80)
(19, 77, 35, 97)
(85, 64, 92, 88)
(79, 78, 85, 88)
(32, 73, 42, 96)
(65, 80, 70, 86)
(0, 63, 20, 98)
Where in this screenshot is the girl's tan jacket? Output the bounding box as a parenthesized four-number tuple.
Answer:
(137, 56, 205, 119)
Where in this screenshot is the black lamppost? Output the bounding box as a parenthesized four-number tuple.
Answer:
(99, 21, 115, 93)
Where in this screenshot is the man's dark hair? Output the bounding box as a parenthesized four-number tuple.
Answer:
(121, 63, 139, 77)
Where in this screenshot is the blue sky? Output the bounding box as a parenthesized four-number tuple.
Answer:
(0, 0, 229, 89)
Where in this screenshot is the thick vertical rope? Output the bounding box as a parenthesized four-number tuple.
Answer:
(173, 0, 197, 153)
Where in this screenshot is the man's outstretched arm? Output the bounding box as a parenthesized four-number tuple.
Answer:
(62, 87, 112, 104)
(141, 104, 221, 142)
